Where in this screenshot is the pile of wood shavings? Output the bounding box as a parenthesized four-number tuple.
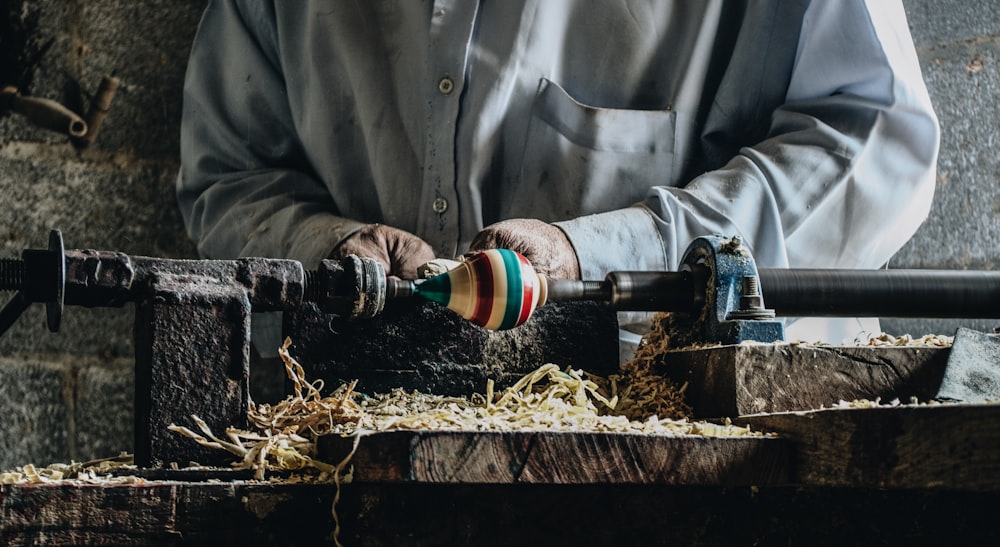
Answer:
(863, 332, 953, 347)
(0, 454, 138, 486)
(169, 336, 758, 481)
(831, 397, 909, 409)
(348, 363, 724, 435)
(778, 332, 955, 348)
(168, 339, 364, 481)
(828, 395, 986, 409)
(607, 312, 694, 421)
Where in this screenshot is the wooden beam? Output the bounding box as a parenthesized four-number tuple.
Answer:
(318, 430, 789, 485)
(661, 344, 949, 418)
(736, 403, 1000, 491)
(4, 481, 1000, 545)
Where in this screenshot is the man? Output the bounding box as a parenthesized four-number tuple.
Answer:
(177, 1, 938, 356)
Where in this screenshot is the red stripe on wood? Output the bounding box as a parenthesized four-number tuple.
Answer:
(470, 254, 495, 327)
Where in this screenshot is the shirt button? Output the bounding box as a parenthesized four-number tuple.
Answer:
(432, 197, 448, 213)
(438, 77, 454, 95)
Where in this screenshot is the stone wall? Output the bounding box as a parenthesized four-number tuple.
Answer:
(0, 0, 204, 468)
(0, 0, 998, 468)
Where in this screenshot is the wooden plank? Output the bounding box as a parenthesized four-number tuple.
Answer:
(735, 403, 1000, 491)
(4, 481, 1000, 545)
(661, 344, 949, 418)
(317, 430, 789, 486)
(0, 482, 333, 545)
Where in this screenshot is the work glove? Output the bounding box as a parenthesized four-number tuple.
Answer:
(469, 218, 581, 280)
(331, 223, 436, 279)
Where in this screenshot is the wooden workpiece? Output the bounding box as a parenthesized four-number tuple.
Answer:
(660, 343, 949, 418)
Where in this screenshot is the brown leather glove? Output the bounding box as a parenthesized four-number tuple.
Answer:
(331, 224, 436, 279)
(469, 218, 581, 280)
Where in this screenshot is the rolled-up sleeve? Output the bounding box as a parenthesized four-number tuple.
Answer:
(558, 0, 938, 275)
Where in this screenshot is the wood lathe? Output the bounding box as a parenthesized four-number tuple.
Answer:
(3, 230, 1000, 545)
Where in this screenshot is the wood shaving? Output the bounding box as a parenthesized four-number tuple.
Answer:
(169, 335, 755, 483)
(2, 327, 953, 488)
(167, 335, 753, 547)
(168, 339, 362, 481)
(863, 333, 953, 347)
(610, 313, 694, 421)
(0, 454, 138, 486)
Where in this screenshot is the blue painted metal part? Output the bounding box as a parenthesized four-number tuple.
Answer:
(678, 235, 785, 346)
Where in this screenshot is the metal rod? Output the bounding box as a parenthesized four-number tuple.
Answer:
(386, 277, 417, 299)
(605, 271, 699, 312)
(0, 293, 30, 336)
(549, 267, 1000, 319)
(758, 268, 1000, 318)
(545, 280, 608, 302)
(0, 258, 25, 290)
(547, 271, 699, 313)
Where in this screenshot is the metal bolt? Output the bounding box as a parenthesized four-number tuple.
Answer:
(728, 274, 774, 320)
(0, 229, 65, 335)
(0, 258, 25, 290)
(740, 276, 764, 311)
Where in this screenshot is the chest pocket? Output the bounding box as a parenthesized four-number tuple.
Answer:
(505, 78, 681, 222)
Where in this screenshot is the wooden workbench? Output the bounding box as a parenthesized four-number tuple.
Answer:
(4, 402, 1000, 545)
(4, 343, 998, 545)
(4, 478, 1000, 545)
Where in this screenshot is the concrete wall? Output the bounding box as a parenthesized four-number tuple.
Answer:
(0, 0, 998, 469)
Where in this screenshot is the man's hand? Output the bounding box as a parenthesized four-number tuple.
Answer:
(331, 224, 436, 279)
(469, 219, 580, 280)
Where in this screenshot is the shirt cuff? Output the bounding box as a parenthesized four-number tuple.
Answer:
(554, 205, 668, 280)
(242, 213, 367, 268)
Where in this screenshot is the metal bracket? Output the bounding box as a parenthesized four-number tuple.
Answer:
(671, 235, 785, 347)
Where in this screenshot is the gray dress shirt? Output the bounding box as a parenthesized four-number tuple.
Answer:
(177, 0, 939, 349)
